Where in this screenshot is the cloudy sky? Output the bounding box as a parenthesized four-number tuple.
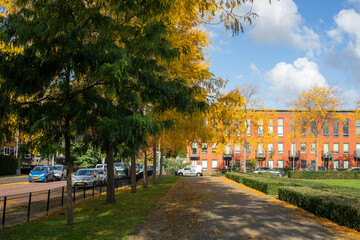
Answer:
(206, 0, 360, 109)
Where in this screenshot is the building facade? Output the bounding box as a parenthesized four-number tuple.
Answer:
(187, 110, 360, 173)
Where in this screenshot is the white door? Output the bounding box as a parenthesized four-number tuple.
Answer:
(183, 166, 191, 176)
(190, 166, 197, 176)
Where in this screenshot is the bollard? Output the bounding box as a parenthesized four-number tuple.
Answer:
(2, 196, 7, 228)
(92, 184, 95, 197)
(46, 190, 51, 215)
(61, 187, 64, 208)
(100, 182, 102, 195)
(73, 187, 76, 203)
(83, 186, 86, 200)
(27, 193, 32, 222)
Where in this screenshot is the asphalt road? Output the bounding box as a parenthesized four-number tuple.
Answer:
(0, 175, 29, 185)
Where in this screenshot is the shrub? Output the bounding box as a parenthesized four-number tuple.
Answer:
(288, 171, 360, 179)
(0, 155, 18, 175)
(181, 162, 190, 168)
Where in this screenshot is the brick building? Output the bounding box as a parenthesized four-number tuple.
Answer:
(187, 110, 360, 173)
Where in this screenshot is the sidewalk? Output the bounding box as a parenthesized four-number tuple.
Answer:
(129, 176, 360, 240)
(0, 174, 28, 185)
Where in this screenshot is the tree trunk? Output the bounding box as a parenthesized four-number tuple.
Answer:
(106, 148, 116, 204)
(152, 144, 156, 185)
(64, 116, 73, 226)
(315, 137, 319, 171)
(159, 149, 163, 178)
(243, 138, 247, 173)
(130, 154, 136, 193)
(143, 149, 148, 188)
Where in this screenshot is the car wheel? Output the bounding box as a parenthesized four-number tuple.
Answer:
(179, 173, 183, 176)
(52, 176, 55, 182)
(196, 173, 201, 177)
(60, 175, 64, 181)
(44, 176, 48, 183)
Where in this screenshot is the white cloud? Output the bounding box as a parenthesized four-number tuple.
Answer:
(250, 63, 259, 72)
(249, 0, 321, 56)
(235, 74, 244, 79)
(327, 29, 343, 43)
(266, 57, 327, 107)
(330, 9, 360, 60)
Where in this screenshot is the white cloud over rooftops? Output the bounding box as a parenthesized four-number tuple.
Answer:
(249, 0, 321, 57)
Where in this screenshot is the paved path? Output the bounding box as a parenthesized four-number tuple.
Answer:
(130, 176, 360, 240)
(0, 175, 28, 185)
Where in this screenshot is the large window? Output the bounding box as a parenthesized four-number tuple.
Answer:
(290, 143, 296, 156)
(3, 147, 10, 155)
(246, 120, 251, 136)
(191, 143, 198, 155)
(300, 119, 307, 137)
(278, 118, 284, 137)
(343, 143, 349, 154)
(290, 119, 296, 135)
(356, 143, 360, 158)
(333, 143, 339, 154)
(301, 160, 307, 170)
(258, 120, 263, 137)
(268, 160, 274, 168)
(211, 159, 218, 171)
(344, 160, 349, 169)
(311, 143, 316, 155)
(310, 121, 317, 137)
(343, 119, 349, 137)
(278, 143, 284, 155)
(245, 143, 251, 155)
(333, 120, 339, 137)
(257, 143, 264, 157)
(356, 120, 360, 137)
(202, 159, 208, 171)
(234, 144, 241, 154)
(277, 160, 284, 168)
(323, 143, 329, 155)
(225, 145, 231, 155)
(323, 119, 329, 137)
(268, 119, 273, 134)
(201, 143, 208, 154)
(212, 143, 218, 153)
(267, 143, 274, 155)
(311, 160, 316, 167)
(300, 143, 307, 155)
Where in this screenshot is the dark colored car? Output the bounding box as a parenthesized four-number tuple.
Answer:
(114, 162, 130, 177)
(305, 166, 327, 171)
(21, 165, 35, 174)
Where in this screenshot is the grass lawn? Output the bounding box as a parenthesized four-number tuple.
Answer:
(302, 179, 360, 189)
(0, 176, 179, 240)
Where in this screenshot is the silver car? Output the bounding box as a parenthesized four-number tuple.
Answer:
(72, 169, 101, 187)
(51, 165, 66, 181)
(253, 167, 285, 177)
(97, 168, 107, 185)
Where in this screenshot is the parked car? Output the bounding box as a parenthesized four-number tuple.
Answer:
(95, 164, 107, 169)
(347, 167, 360, 171)
(51, 165, 66, 181)
(176, 165, 203, 176)
(305, 166, 327, 171)
(21, 165, 35, 174)
(252, 167, 285, 177)
(136, 163, 143, 172)
(72, 169, 101, 188)
(147, 165, 153, 171)
(97, 168, 107, 185)
(114, 162, 130, 177)
(28, 166, 55, 182)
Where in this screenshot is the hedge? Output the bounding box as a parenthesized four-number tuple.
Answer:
(288, 171, 360, 179)
(279, 186, 360, 231)
(0, 155, 18, 175)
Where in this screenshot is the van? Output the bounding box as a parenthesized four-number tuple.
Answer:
(176, 165, 203, 176)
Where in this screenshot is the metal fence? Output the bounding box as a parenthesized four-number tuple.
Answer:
(0, 173, 151, 229)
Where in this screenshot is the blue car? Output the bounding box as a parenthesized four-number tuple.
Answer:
(29, 166, 55, 182)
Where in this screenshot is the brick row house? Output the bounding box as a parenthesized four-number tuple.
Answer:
(187, 110, 360, 173)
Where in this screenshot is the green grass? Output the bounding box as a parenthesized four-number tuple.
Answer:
(0, 176, 179, 240)
(301, 179, 360, 189)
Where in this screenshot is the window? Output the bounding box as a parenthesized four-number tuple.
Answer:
(344, 160, 349, 169)
(334, 160, 340, 169)
(257, 143, 264, 157)
(268, 160, 274, 168)
(191, 143, 198, 155)
(211, 159, 218, 171)
(311, 143, 316, 155)
(225, 145, 231, 155)
(278, 143, 284, 155)
(323, 119, 329, 137)
(333, 120, 339, 137)
(201, 143, 208, 154)
(310, 121, 317, 137)
(323, 143, 329, 155)
(278, 118, 284, 137)
(343, 119, 349, 137)
(245, 143, 251, 155)
(333, 143, 339, 154)
(290, 119, 296, 134)
(202, 159, 208, 171)
(356, 143, 360, 158)
(212, 143, 218, 153)
(268, 119, 273, 134)
(258, 120, 263, 137)
(277, 160, 284, 169)
(234, 144, 241, 154)
(343, 143, 349, 154)
(267, 143, 274, 155)
(3, 147, 10, 155)
(301, 160, 307, 170)
(356, 120, 360, 137)
(290, 143, 296, 156)
(246, 120, 251, 136)
(300, 119, 307, 137)
(311, 160, 316, 167)
(25, 151, 31, 159)
(300, 143, 307, 155)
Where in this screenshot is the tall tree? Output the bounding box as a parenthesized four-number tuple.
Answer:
(291, 86, 343, 171)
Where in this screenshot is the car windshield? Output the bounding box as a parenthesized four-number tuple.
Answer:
(75, 170, 93, 176)
(96, 164, 106, 168)
(32, 166, 48, 172)
(52, 166, 62, 170)
(115, 163, 126, 169)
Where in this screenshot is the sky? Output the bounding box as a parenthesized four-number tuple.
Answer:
(206, 0, 360, 109)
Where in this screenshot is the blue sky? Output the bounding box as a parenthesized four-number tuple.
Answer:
(206, 0, 360, 109)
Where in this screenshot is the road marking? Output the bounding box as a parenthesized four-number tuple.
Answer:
(0, 181, 29, 186)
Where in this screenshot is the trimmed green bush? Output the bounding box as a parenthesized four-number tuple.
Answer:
(0, 155, 18, 175)
(288, 171, 360, 179)
(279, 186, 360, 231)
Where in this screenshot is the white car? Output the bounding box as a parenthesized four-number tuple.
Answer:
(176, 165, 203, 176)
(51, 165, 67, 180)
